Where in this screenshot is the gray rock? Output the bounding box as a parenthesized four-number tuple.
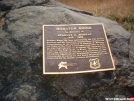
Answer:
(0, 0, 133, 101)
(128, 34, 134, 94)
(0, 82, 4, 91)
(127, 71, 134, 95)
(6, 84, 36, 101)
(129, 34, 134, 65)
(0, 0, 49, 10)
(55, 75, 84, 97)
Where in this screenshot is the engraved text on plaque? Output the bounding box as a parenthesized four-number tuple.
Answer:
(42, 24, 115, 74)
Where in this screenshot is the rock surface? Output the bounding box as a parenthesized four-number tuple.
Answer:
(0, 0, 134, 101)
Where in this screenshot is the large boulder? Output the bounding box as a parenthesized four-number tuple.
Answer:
(0, 0, 133, 101)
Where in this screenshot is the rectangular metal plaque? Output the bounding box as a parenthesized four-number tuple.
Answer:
(43, 24, 115, 74)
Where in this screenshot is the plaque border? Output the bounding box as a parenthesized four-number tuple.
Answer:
(42, 23, 116, 74)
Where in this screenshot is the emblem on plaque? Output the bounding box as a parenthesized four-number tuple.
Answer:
(58, 62, 68, 69)
(89, 58, 101, 69)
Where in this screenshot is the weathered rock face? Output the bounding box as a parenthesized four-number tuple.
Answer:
(0, 0, 134, 101)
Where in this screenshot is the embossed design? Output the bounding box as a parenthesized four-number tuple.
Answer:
(58, 62, 68, 69)
(89, 58, 101, 69)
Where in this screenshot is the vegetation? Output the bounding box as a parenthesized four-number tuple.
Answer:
(56, 0, 134, 34)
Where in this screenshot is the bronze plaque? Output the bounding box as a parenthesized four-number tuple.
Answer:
(42, 24, 115, 74)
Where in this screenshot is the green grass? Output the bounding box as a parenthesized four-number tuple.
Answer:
(108, 14, 134, 34)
